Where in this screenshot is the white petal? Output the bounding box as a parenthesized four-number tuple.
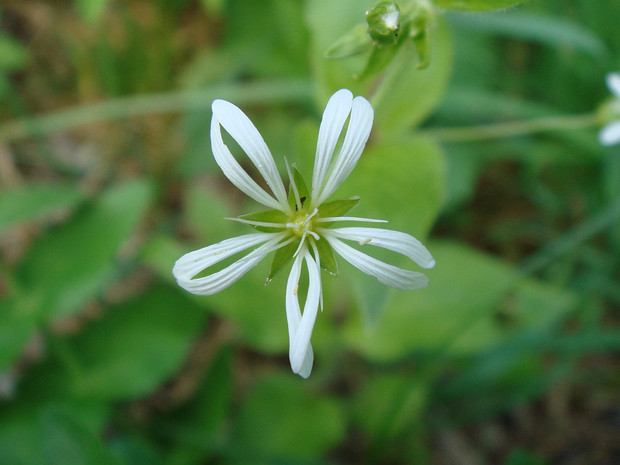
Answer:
(173, 232, 284, 295)
(317, 96, 374, 204)
(599, 121, 620, 146)
(212, 100, 289, 210)
(211, 115, 283, 210)
(606, 72, 620, 97)
(324, 227, 436, 269)
(286, 248, 321, 378)
(327, 236, 429, 290)
(311, 89, 353, 199)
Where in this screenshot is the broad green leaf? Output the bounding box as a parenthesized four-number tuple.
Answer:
(449, 12, 607, 59)
(306, 0, 373, 101)
(0, 362, 109, 465)
(353, 374, 427, 444)
(16, 180, 152, 320)
(232, 374, 345, 461)
(40, 408, 121, 465)
(156, 347, 233, 463)
(315, 237, 338, 276)
(336, 137, 445, 327)
(371, 18, 453, 135)
(184, 182, 236, 243)
(343, 241, 576, 360)
(0, 296, 38, 371)
(434, 0, 530, 11)
(317, 196, 360, 220)
(0, 183, 84, 234)
(66, 286, 206, 400)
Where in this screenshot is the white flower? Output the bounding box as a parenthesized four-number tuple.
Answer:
(599, 72, 620, 146)
(172, 89, 435, 378)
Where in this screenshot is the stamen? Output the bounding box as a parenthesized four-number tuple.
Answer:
(293, 232, 307, 257)
(358, 238, 372, 245)
(302, 208, 319, 226)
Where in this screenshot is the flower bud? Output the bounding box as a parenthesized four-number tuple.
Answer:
(366, 1, 400, 46)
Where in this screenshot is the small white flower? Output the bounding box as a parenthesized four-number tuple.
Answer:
(172, 89, 435, 378)
(599, 72, 620, 146)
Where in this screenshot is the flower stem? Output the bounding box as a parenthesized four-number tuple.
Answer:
(421, 113, 599, 142)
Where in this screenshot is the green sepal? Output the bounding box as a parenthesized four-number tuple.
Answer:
(317, 197, 360, 221)
(314, 238, 338, 276)
(238, 209, 288, 232)
(356, 42, 400, 80)
(287, 167, 311, 212)
(325, 24, 373, 59)
(409, 3, 433, 69)
(266, 241, 300, 284)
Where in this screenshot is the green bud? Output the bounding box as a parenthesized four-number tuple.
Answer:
(366, 1, 401, 46)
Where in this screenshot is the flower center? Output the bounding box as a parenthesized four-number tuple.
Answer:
(288, 208, 319, 239)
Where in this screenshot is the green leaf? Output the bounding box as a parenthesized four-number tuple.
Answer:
(40, 408, 121, 465)
(0, 296, 38, 371)
(353, 374, 427, 444)
(0, 183, 84, 234)
(66, 286, 206, 400)
(306, 0, 373, 100)
(371, 17, 453, 135)
(267, 240, 299, 283)
(325, 24, 373, 59)
(343, 241, 577, 361)
(449, 12, 607, 59)
(157, 347, 233, 463)
(184, 182, 236, 243)
(0, 365, 109, 465)
(17, 180, 153, 320)
(317, 196, 359, 220)
(336, 137, 445, 327)
(314, 237, 338, 276)
(232, 374, 345, 461)
(237, 209, 289, 232)
(434, 0, 530, 11)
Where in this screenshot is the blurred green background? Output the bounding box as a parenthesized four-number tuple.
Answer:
(1, 1, 619, 464)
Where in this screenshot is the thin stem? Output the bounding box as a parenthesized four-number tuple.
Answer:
(420, 113, 599, 142)
(0, 79, 312, 142)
